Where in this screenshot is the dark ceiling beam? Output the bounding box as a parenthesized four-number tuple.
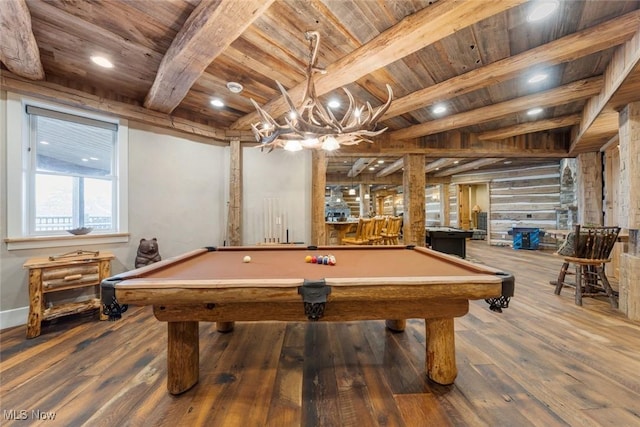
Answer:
(0, 0, 44, 80)
(376, 158, 404, 177)
(383, 10, 640, 120)
(336, 131, 569, 158)
(570, 29, 640, 154)
(0, 72, 241, 141)
(425, 158, 459, 173)
(144, 0, 273, 114)
(347, 158, 376, 178)
(326, 172, 403, 186)
(477, 114, 581, 141)
(433, 158, 506, 177)
(391, 77, 602, 140)
(230, 0, 527, 131)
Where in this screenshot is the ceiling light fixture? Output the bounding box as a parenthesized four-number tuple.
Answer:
(226, 81, 244, 93)
(250, 31, 393, 151)
(432, 104, 447, 115)
(527, 0, 559, 22)
(527, 107, 543, 116)
(210, 98, 225, 108)
(528, 73, 548, 84)
(90, 56, 113, 68)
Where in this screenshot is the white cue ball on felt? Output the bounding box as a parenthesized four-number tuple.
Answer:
(243, 255, 251, 263)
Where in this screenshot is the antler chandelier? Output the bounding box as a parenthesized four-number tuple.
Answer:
(250, 31, 393, 152)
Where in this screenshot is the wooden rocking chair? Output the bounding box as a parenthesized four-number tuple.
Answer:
(551, 224, 621, 308)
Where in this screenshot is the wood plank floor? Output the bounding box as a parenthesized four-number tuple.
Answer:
(1, 242, 639, 426)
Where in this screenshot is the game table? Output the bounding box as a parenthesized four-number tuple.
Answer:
(426, 227, 474, 258)
(102, 245, 514, 395)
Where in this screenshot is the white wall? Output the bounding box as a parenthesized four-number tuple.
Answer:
(242, 146, 311, 245)
(126, 124, 227, 264)
(0, 92, 312, 329)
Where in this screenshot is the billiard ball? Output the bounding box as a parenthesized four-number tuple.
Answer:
(243, 255, 251, 263)
(305, 255, 312, 263)
(311, 256, 317, 263)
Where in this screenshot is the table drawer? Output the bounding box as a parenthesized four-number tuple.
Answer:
(42, 263, 100, 291)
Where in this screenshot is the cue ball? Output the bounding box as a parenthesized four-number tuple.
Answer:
(243, 255, 251, 263)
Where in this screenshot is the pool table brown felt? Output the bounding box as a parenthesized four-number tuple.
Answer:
(102, 245, 513, 394)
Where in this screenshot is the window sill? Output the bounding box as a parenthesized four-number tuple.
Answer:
(5, 233, 130, 251)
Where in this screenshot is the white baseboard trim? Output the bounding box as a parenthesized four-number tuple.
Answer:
(0, 306, 28, 331)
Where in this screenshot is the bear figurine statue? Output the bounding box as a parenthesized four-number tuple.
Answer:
(135, 238, 162, 268)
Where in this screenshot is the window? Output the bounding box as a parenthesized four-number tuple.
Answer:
(27, 106, 117, 234)
(5, 93, 129, 250)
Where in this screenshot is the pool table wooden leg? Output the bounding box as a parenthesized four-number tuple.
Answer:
(167, 321, 199, 395)
(385, 319, 406, 331)
(216, 321, 235, 332)
(425, 318, 457, 385)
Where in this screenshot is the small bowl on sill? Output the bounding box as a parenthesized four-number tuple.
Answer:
(67, 227, 93, 235)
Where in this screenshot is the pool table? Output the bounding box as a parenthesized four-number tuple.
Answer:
(102, 245, 514, 395)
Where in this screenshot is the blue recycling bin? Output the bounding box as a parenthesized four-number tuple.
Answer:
(509, 227, 541, 250)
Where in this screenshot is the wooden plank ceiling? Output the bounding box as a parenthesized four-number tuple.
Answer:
(2, 0, 639, 188)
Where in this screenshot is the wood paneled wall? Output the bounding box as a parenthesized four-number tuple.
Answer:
(451, 163, 561, 248)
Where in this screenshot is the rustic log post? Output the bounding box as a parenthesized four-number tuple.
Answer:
(311, 150, 327, 246)
(618, 101, 640, 320)
(227, 138, 242, 246)
(167, 321, 199, 395)
(402, 154, 426, 246)
(425, 317, 457, 385)
(576, 152, 603, 225)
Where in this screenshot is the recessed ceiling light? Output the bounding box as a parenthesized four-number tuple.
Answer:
(528, 73, 548, 84)
(504, 160, 513, 164)
(328, 100, 340, 109)
(226, 82, 243, 93)
(210, 98, 224, 108)
(453, 160, 460, 164)
(89, 157, 99, 161)
(39, 140, 49, 145)
(527, 107, 543, 116)
(377, 160, 384, 164)
(81, 158, 89, 162)
(527, 0, 559, 22)
(369, 167, 375, 171)
(432, 104, 447, 115)
(90, 56, 113, 68)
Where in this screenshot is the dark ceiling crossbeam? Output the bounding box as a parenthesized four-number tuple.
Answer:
(433, 158, 506, 177)
(571, 29, 640, 154)
(230, 0, 526, 131)
(0, 0, 44, 80)
(383, 10, 640, 121)
(144, 0, 274, 114)
(391, 77, 603, 140)
(478, 115, 581, 141)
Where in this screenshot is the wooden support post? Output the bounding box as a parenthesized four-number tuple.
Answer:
(576, 152, 603, 225)
(425, 318, 457, 385)
(167, 321, 199, 395)
(403, 154, 426, 246)
(442, 184, 451, 226)
(311, 150, 327, 246)
(618, 101, 640, 320)
(227, 138, 242, 246)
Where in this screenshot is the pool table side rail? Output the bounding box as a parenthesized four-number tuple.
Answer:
(106, 278, 503, 306)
